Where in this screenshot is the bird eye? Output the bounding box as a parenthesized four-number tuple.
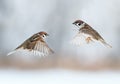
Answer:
(42, 34, 46, 38)
(77, 23, 80, 26)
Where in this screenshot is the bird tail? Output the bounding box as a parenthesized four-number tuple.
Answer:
(99, 39, 112, 48)
(7, 50, 17, 56)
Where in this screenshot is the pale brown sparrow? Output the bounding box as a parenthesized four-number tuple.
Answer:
(7, 31, 54, 56)
(71, 20, 112, 48)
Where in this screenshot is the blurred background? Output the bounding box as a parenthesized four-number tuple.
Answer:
(0, 0, 120, 84)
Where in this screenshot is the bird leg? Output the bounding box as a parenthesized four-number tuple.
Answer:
(85, 37, 93, 44)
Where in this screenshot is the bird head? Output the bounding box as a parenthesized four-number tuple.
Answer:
(38, 31, 49, 39)
(73, 20, 85, 28)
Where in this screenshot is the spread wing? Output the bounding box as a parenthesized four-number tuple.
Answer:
(7, 41, 54, 57)
(70, 32, 89, 46)
(7, 35, 54, 56)
(33, 41, 54, 56)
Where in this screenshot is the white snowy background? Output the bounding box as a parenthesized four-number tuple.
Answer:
(0, 69, 120, 84)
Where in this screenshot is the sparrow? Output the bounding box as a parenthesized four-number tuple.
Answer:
(7, 31, 54, 56)
(71, 20, 112, 48)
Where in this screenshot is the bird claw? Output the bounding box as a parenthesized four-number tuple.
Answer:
(85, 37, 93, 44)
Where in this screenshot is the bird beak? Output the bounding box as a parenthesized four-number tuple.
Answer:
(46, 34, 49, 36)
(72, 22, 75, 25)
(73, 22, 77, 26)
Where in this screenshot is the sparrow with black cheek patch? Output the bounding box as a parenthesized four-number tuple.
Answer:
(71, 20, 112, 48)
(7, 31, 54, 56)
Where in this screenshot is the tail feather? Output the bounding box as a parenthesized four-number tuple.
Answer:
(99, 39, 112, 48)
(7, 50, 17, 56)
(7, 48, 23, 56)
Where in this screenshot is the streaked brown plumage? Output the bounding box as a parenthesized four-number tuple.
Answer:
(72, 20, 112, 48)
(7, 31, 54, 56)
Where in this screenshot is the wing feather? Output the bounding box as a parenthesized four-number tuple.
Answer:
(80, 25, 104, 40)
(7, 41, 54, 56)
(70, 31, 95, 46)
(34, 41, 54, 56)
(70, 33, 86, 46)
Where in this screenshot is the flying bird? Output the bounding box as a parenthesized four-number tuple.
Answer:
(71, 20, 112, 48)
(7, 31, 54, 56)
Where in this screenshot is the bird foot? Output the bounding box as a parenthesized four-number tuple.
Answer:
(85, 37, 93, 44)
